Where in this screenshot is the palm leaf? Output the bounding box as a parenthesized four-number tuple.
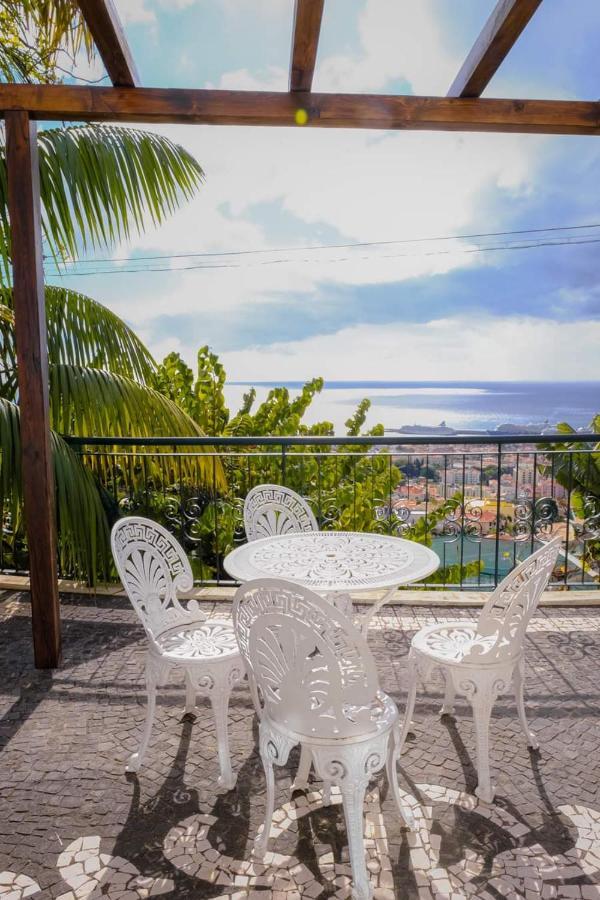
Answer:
(0, 123, 204, 279)
(19, 0, 94, 59)
(0, 397, 21, 526)
(0, 285, 156, 386)
(0, 299, 16, 399)
(0, 397, 109, 584)
(52, 431, 110, 584)
(49, 364, 226, 491)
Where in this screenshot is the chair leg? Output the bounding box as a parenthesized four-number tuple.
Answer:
(514, 659, 539, 750)
(254, 744, 277, 859)
(210, 684, 236, 790)
(312, 740, 388, 900)
(292, 744, 333, 805)
(396, 653, 419, 753)
(386, 726, 416, 831)
(254, 727, 294, 859)
(340, 779, 371, 900)
(127, 656, 166, 773)
(184, 672, 197, 715)
(469, 684, 496, 803)
(292, 744, 312, 791)
(440, 669, 456, 716)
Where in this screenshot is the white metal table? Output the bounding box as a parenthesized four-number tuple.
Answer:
(224, 531, 440, 631)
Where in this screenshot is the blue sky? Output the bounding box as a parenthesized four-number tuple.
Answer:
(54, 0, 600, 382)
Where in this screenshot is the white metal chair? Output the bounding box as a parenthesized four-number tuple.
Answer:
(111, 516, 244, 789)
(399, 536, 561, 803)
(243, 483, 318, 542)
(233, 577, 415, 900)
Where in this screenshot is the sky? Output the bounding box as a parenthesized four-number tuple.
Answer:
(52, 0, 600, 383)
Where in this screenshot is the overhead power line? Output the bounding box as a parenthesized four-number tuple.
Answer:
(50, 221, 600, 268)
(45, 233, 600, 278)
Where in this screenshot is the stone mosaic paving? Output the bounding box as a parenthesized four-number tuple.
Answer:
(0, 591, 599, 899)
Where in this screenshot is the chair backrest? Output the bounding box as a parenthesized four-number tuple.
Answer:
(111, 516, 198, 640)
(243, 484, 318, 542)
(233, 578, 381, 739)
(469, 535, 561, 663)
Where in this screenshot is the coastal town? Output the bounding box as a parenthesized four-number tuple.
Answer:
(374, 435, 597, 585)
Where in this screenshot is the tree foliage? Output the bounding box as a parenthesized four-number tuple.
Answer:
(0, 290, 224, 583)
(153, 348, 474, 585)
(0, 0, 93, 84)
(539, 417, 600, 572)
(0, 398, 110, 580)
(0, 6, 211, 585)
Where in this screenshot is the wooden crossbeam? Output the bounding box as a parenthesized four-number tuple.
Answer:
(76, 0, 139, 87)
(448, 0, 543, 98)
(1, 85, 599, 135)
(290, 0, 325, 92)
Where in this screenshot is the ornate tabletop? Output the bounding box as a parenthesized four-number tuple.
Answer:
(223, 531, 439, 594)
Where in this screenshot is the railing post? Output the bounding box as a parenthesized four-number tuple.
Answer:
(564, 453, 574, 587)
(493, 442, 502, 587)
(5, 111, 61, 669)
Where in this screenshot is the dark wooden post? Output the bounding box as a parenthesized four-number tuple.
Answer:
(5, 110, 61, 669)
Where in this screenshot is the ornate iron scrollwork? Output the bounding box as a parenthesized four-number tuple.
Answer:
(513, 495, 558, 542)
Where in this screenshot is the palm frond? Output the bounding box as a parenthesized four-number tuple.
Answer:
(0, 397, 21, 523)
(0, 300, 16, 399)
(19, 0, 94, 60)
(52, 431, 110, 584)
(0, 302, 13, 326)
(0, 285, 156, 385)
(49, 363, 203, 437)
(49, 364, 226, 490)
(0, 397, 109, 583)
(0, 123, 204, 278)
(38, 124, 203, 264)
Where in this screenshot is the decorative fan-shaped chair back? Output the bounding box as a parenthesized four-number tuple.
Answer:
(470, 535, 561, 663)
(233, 578, 381, 739)
(111, 516, 197, 640)
(243, 484, 318, 542)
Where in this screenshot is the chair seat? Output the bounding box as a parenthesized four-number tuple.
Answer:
(412, 620, 500, 665)
(267, 690, 399, 747)
(156, 619, 240, 661)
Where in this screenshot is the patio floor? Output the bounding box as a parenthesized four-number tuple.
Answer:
(0, 592, 599, 900)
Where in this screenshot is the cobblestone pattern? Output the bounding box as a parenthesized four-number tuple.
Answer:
(0, 592, 599, 899)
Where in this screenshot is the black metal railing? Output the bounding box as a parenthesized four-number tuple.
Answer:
(52, 431, 600, 591)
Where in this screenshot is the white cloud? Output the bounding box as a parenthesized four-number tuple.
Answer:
(113, 0, 155, 25)
(97, 0, 568, 389)
(217, 316, 600, 382)
(113, 0, 285, 27)
(109, 120, 544, 330)
(109, 0, 543, 328)
(315, 0, 460, 95)
(214, 66, 287, 92)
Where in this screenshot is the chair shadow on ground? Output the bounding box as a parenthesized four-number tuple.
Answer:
(394, 708, 594, 895)
(115, 708, 417, 899)
(111, 712, 257, 899)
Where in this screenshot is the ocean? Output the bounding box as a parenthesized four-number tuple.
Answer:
(224, 380, 600, 434)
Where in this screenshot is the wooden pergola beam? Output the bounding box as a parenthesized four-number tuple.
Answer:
(76, 0, 139, 87)
(1, 85, 599, 135)
(448, 0, 543, 98)
(4, 111, 61, 670)
(290, 0, 325, 92)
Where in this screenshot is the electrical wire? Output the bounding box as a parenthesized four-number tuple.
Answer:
(49, 221, 600, 267)
(45, 233, 600, 278)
